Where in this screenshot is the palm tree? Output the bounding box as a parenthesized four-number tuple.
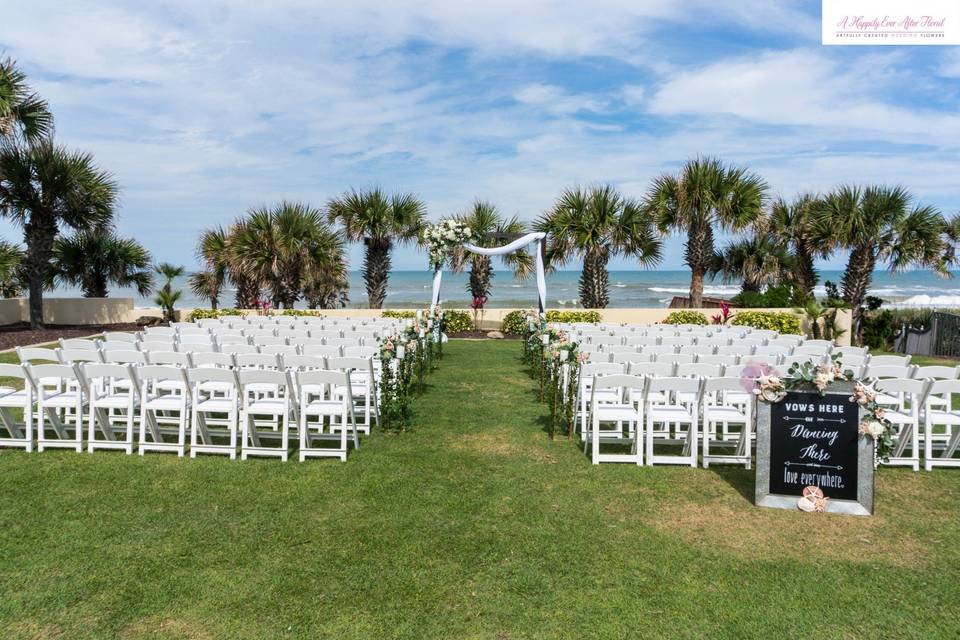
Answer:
(154, 262, 184, 322)
(536, 185, 662, 308)
(0, 139, 117, 328)
(766, 194, 826, 301)
(818, 185, 948, 339)
(229, 201, 346, 308)
(450, 200, 531, 304)
(0, 239, 24, 297)
(327, 188, 426, 308)
(190, 226, 229, 309)
(710, 234, 794, 293)
(0, 58, 54, 148)
(644, 157, 767, 308)
(51, 230, 153, 298)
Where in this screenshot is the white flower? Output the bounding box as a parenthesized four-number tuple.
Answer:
(859, 419, 886, 438)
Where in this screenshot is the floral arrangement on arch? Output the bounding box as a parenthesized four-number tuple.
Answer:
(422, 218, 474, 270)
(753, 353, 896, 466)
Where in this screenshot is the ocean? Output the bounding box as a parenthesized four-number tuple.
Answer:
(43, 270, 960, 310)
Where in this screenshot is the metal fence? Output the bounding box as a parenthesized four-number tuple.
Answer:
(896, 312, 960, 357)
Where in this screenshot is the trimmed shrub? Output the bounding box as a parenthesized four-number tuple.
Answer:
(277, 309, 324, 317)
(731, 310, 801, 334)
(501, 310, 528, 335)
(187, 308, 245, 321)
(382, 310, 416, 319)
(663, 310, 708, 326)
(545, 310, 602, 323)
(444, 310, 473, 333)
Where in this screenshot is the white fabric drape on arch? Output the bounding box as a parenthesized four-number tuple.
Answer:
(430, 231, 547, 313)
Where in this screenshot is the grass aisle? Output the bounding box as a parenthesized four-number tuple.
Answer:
(1, 340, 959, 638)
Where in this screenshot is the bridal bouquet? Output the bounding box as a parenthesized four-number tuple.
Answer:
(422, 218, 474, 270)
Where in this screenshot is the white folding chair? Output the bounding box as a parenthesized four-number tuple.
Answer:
(874, 378, 926, 471)
(869, 355, 912, 367)
(187, 367, 241, 458)
(301, 344, 343, 358)
(82, 363, 140, 454)
(239, 369, 294, 461)
(577, 362, 626, 437)
(59, 338, 99, 351)
(137, 365, 190, 456)
(702, 377, 753, 468)
(645, 376, 702, 467)
(653, 352, 695, 364)
(138, 340, 178, 353)
(794, 345, 830, 357)
(281, 354, 328, 371)
(103, 332, 138, 343)
(923, 379, 960, 470)
(297, 369, 358, 462)
(326, 356, 378, 434)
(587, 374, 645, 465)
(0, 364, 33, 451)
(147, 351, 190, 367)
(101, 349, 148, 365)
(697, 354, 738, 366)
(58, 348, 103, 365)
(610, 352, 652, 365)
(27, 364, 86, 452)
(344, 345, 378, 359)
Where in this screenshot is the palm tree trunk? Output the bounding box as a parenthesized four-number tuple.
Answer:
(841, 244, 876, 344)
(233, 275, 258, 309)
(364, 238, 391, 309)
(468, 255, 493, 300)
(794, 242, 817, 301)
(23, 217, 56, 329)
(685, 221, 713, 308)
(579, 248, 609, 308)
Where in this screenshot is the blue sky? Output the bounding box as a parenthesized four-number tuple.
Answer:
(2, 1, 959, 272)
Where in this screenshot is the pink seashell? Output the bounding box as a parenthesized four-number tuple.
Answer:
(802, 486, 824, 500)
(797, 496, 816, 512)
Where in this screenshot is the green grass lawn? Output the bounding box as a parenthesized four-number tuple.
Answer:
(1, 340, 960, 639)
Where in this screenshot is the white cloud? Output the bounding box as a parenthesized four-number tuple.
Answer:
(940, 49, 960, 77)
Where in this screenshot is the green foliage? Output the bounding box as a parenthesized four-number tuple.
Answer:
(731, 310, 801, 334)
(443, 310, 473, 333)
(663, 310, 708, 325)
(187, 308, 245, 321)
(728, 283, 795, 308)
(278, 309, 324, 317)
(382, 310, 417, 319)
(544, 310, 602, 323)
(861, 309, 896, 350)
(501, 310, 529, 335)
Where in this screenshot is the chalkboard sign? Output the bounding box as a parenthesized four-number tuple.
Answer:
(756, 384, 874, 516)
(768, 390, 859, 500)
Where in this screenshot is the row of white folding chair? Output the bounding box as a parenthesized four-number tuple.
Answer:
(586, 375, 751, 467)
(0, 362, 363, 461)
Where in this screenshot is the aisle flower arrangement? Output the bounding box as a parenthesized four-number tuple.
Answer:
(756, 354, 895, 465)
(376, 320, 442, 433)
(522, 313, 585, 439)
(422, 218, 474, 270)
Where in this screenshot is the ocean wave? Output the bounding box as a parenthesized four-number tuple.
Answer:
(886, 294, 960, 308)
(648, 286, 740, 295)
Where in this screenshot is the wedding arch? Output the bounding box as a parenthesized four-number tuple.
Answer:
(424, 220, 547, 313)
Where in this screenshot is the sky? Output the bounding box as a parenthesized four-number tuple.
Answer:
(2, 1, 959, 272)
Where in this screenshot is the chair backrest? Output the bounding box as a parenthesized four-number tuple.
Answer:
(0, 363, 28, 385)
(82, 363, 137, 394)
(254, 335, 288, 346)
(864, 364, 914, 380)
(237, 368, 292, 393)
(301, 344, 343, 358)
(178, 334, 214, 345)
(309, 330, 342, 340)
(675, 362, 723, 378)
(794, 345, 829, 356)
(326, 356, 375, 375)
(913, 365, 960, 380)
(645, 375, 703, 395)
(25, 363, 81, 391)
(609, 351, 652, 364)
(146, 351, 190, 366)
(103, 332, 138, 343)
(833, 345, 868, 357)
(715, 345, 752, 356)
(260, 345, 300, 357)
(678, 345, 716, 356)
(97, 340, 138, 352)
(144, 327, 176, 337)
(697, 337, 731, 347)
(186, 366, 240, 387)
(623, 336, 660, 346)
(189, 352, 235, 369)
(16, 347, 60, 364)
(628, 362, 675, 377)
(138, 340, 178, 353)
(703, 376, 751, 396)
(659, 335, 691, 346)
(874, 377, 928, 399)
(325, 337, 361, 348)
(653, 352, 695, 364)
(296, 369, 350, 397)
(58, 348, 103, 364)
(138, 365, 189, 392)
(234, 353, 281, 370)
(281, 354, 328, 370)
(752, 345, 790, 358)
(835, 353, 868, 368)
(780, 355, 824, 371)
(183, 342, 218, 354)
(926, 379, 960, 404)
(591, 373, 645, 393)
(603, 345, 638, 354)
(59, 338, 99, 350)
(344, 345, 378, 359)
(101, 349, 148, 365)
(697, 354, 738, 366)
(765, 338, 798, 349)
(868, 354, 911, 367)
(220, 343, 259, 355)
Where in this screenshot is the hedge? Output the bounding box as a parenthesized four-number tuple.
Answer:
(545, 310, 602, 323)
(444, 310, 474, 333)
(663, 310, 708, 326)
(278, 309, 324, 317)
(187, 308, 245, 321)
(381, 310, 417, 319)
(501, 310, 528, 335)
(730, 310, 801, 334)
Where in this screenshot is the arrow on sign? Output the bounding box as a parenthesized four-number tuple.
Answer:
(785, 462, 843, 470)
